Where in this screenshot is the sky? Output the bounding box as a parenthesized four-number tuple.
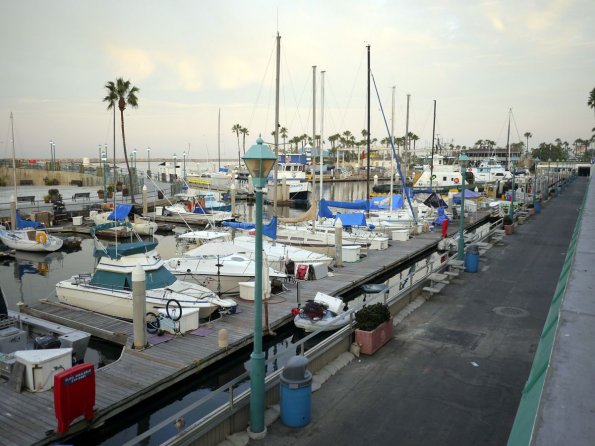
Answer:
(1, 0, 594, 161)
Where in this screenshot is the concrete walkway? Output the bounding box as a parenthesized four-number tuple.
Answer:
(250, 178, 587, 446)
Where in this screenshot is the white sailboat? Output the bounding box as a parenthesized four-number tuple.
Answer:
(0, 113, 63, 252)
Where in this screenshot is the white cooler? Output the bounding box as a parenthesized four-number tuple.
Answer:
(157, 307, 200, 334)
(72, 216, 83, 226)
(14, 348, 72, 392)
(391, 229, 409, 241)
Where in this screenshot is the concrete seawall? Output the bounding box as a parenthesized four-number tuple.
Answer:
(0, 167, 102, 187)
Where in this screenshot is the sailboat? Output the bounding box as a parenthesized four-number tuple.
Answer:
(0, 113, 63, 252)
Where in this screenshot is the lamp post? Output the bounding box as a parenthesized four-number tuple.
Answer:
(147, 147, 151, 179)
(533, 157, 540, 208)
(101, 151, 108, 203)
(555, 160, 559, 196)
(547, 158, 551, 198)
(243, 136, 277, 437)
(509, 157, 518, 220)
(183, 151, 187, 182)
(49, 140, 53, 170)
(457, 153, 469, 261)
(173, 153, 177, 181)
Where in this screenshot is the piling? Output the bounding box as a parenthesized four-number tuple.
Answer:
(132, 264, 147, 349)
(231, 182, 236, 215)
(335, 218, 343, 267)
(142, 185, 148, 216)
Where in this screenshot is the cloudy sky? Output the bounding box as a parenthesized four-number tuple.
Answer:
(1, 0, 593, 160)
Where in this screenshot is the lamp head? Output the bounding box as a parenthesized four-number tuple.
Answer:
(243, 136, 277, 188)
(458, 153, 470, 167)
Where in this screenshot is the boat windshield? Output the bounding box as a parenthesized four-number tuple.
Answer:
(90, 266, 176, 291)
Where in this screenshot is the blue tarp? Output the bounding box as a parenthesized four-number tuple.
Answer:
(453, 189, 481, 204)
(319, 199, 368, 218)
(108, 204, 133, 221)
(369, 195, 403, 210)
(335, 213, 366, 227)
(223, 216, 277, 240)
(16, 210, 43, 229)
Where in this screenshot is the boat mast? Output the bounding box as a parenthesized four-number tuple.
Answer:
(311, 65, 317, 209)
(320, 70, 325, 204)
(366, 44, 371, 217)
(390, 86, 395, 212)
(430, 99, 436, 192)
(10, 112, 17, 202)
(311, 65, 317, 231)
(273, 32, 281, 214)
(404, 94, 410, 201)
(506, 108, 511, 170)
(217, 107, 221, 171)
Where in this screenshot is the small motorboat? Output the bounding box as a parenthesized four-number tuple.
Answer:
(293, 292, 352, 333)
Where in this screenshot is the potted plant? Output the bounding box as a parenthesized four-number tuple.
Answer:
(503, 215, 514, 235)
(43, 194, 51, 203)
(97, 189, 105, 199)
(116, 181, 123, 192)
(354, 303, 393, 355)
(107, 185, 115, 198)
(48, 188, 60, 202)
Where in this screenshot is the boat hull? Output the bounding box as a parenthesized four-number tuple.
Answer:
(0, 230, 63, 252)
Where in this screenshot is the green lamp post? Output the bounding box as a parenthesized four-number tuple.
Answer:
(509, 157, 518, 220)
(101, 150, 108, 203)
(457, 153, 470, 261)
(243, 136, 277, 437)
(533, 157, 540, 208)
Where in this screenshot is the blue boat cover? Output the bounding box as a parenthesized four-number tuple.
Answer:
(94, 240, 159, 260)
(223, 216, 277, 240)
(16, 210, 43, 229)
(319, 199, 368, 218)
(335, 213, 366, 227)
(108, 204, 133, 221)
(369, 195, 403, 210)
(453, 189, 481, 199)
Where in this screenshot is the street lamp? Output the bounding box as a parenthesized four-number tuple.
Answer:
(509, 156, 519, 220)
(555, 160, 559, 196)
(533, 157, 540, 209)
(547, 158, 551, 198)
(101, 151, 108, 203)
(173, 153, 177, 180)
(147, 147, 151, 179)
(183, 151, 187, 182)
(457, 153, 470, 261)
(243, 136, 277, 437)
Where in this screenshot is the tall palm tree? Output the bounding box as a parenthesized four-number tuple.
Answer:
(240, 127, 249, 155)
(588, 87, 595, 118)
(524, 132, 532, 155)
(103, 78, 139, 203)
(279, 127, 288, 154)
(232, 124, 242, 168)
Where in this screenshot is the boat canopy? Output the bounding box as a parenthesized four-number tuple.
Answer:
(108, 204, 133, 221)
(16, 210, 43, 229)
(335, 213, 367, 227)
(93, 240, 159, 260)
(90, 265, 175, 291)
(90, 221, 133, 236)
(223, 216, 277, 240)
(319, 197, 403, 219)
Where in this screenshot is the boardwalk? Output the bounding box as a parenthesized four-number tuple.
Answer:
(0, 211, 490, 446)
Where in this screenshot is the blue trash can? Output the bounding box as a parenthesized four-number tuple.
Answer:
(280, 356, 312, 428)
(465, 244, 480, 273)
(535, 200, 542, 214)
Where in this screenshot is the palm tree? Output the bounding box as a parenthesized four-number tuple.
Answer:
(588, 87, 595, 118)
(103, 78, 139, 203)
(524, 132, 532, 155)
(408, 133, 419, 153)
(279, 127, 288, 154)
(240, 127, 249, 155)
(232, 124, 242, 168)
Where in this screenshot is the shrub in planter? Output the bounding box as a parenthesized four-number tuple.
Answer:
(48, 188, 60, 202)
(97, 189, 105, 198)
(355, 303, 393, 355)
(503, 215, 514, 235)
(355, 303, 391, 331)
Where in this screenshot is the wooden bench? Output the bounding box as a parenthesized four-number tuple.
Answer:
(72, 192, 90, 201)
(19, 179, 34, 185)
(17, 195, 35, 204)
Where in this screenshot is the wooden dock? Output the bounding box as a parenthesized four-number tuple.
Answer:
(0, 211, 491, 445)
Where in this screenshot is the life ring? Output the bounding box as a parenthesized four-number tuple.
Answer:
(454, 178, 460, 184)
(431, 174, 437, 180)
(36, 232, 47, 244)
